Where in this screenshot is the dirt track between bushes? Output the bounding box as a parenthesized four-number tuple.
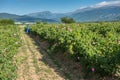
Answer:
(16, 26, 66, 80)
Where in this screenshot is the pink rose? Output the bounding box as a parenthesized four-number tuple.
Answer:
(91, 67, 95, 72)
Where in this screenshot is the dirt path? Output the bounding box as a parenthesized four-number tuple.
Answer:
(16, 26, 66, 80)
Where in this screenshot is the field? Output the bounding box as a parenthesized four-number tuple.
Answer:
(30, 22, 120, 77)
(0, 25, 22, 79)
(0, 22, 120, 80)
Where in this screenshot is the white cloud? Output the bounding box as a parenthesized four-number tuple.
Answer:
(91, 0, 120, 8)
(77, 0, 120, 12)
(79, 6, 87, 9)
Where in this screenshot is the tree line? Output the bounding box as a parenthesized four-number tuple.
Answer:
(0, 19, 14, 25)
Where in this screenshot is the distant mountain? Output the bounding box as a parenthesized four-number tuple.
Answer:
(27, 11, 67, 21)
(27, 6, 120, 22)
(15, 15, 57, 22)
(0, 5, 120, 22)
(0, 13, 19, 19)
(27, 11, 55, 19)
(71, 6, 120, 22)
(0, 13, 57, 23)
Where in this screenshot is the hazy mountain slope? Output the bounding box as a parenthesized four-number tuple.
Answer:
(0, 13, 19, 19)
(0, 13, 57, 23)
(0, 5, 120, 22)
(27, 11, 68, 21)
(26, 6, 120, 22)
(71, 6, 120, 22)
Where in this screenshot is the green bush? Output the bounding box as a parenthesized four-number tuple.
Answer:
(0, 25, 22, 80)
(30, 22, 120, 76)
(0, 19, 14, 25)
(61, 17, 75, 23)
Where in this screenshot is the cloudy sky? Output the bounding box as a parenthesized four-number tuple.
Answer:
(0, 0, 120, 15)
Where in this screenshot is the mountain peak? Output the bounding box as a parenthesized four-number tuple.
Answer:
(0, 4, 120, 22)
(41, 11, 51, 13)
(75, 0, 120, 13)
(28, 11, 52, 15)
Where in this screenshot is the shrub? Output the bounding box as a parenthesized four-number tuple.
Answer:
(61, 17, 75, 23)
(0, 19, 14, 25)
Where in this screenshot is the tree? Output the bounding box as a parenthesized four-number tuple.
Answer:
(0, 19, 14, 25)
(36, 21, 41, 24)
(61, 17, 75, 23)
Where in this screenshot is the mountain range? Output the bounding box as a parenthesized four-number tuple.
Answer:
(0, 5, 120, 23)
(0, 13, 57, 23)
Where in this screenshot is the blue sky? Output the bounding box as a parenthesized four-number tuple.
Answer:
(0, 0, 117, 15)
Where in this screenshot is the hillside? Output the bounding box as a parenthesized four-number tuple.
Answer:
(0, 13, 57, 23)
(71, 6, 120, 22)
(27, 6, 120, 22)
(0, 6, 120, 22)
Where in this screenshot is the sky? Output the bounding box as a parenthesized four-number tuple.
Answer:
(0, 0, 119, 15)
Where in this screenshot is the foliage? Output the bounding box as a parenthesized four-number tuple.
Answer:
(36, 21, 42, 24)
(30, 22, 120, 76)
(0, 19, 14, 25)
(61, 17, 75, 23)
(0, 25, 22, 80)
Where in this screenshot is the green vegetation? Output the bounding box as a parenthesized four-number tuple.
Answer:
(0, 25, 22, 80)
(61, 17, 75, 23)
(0, 19, 14, 25)
(30, 22, 120, 76)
